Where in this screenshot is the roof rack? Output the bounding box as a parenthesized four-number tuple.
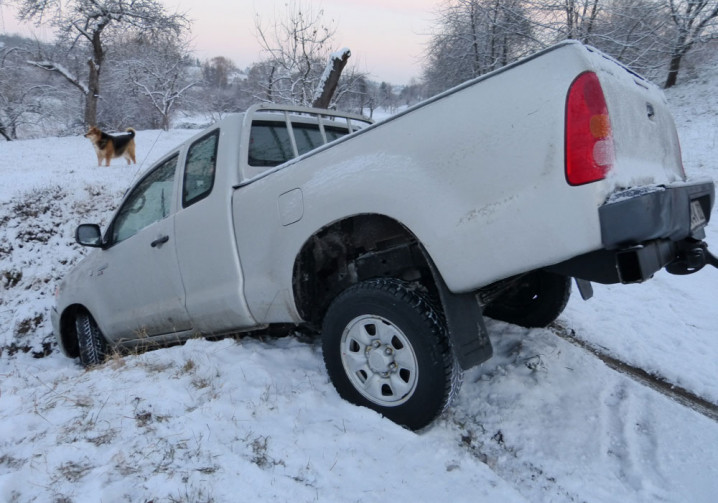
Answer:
(246, 103, 373, 134)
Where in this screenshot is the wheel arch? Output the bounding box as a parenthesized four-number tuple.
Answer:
(292, 212, 495, 370)
(57, 304, 91, 358)
(291, 213, 436, 327)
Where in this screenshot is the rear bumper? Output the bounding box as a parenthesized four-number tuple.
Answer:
(548, 180, 716, 284)
(599, 181, 714, 248)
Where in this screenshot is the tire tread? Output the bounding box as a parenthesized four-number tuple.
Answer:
(322, 278, 460, 429)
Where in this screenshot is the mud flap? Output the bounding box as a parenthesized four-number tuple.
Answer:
(429, 262, 493, 370)
(575, 278, 594, 300)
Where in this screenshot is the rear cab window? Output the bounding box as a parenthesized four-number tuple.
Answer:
(248, 122, 295, 167)
(247, 115, 367, 169)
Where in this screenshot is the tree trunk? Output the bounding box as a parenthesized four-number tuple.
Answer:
(664, 51, 683, 89)
(664, 35, 691, 89)
(266, 66, 276, 102)
(312, 49, 351, 109)
(0, 123, 11, 141)
(85, 59, 100, 126)
(470, 2, 481, 75)
(85, 29, 106, 126)
(162, 107, 170, 131)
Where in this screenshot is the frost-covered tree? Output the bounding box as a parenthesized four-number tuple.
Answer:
(202, 57, 238, 89)
(528, 0, 603, 42)
(586, 0, 667, 80)
(253, 1, 364, 109)
(16, 0, 189, 126)
(526, 0, 718, 87)
(662, 0, 718, 87)
(0, 41, 58, 139)
(424, 0, 536, 95)
(254, 2, 336, 105)
(377, 81, 398, 112)
(192, 56, 251, 121)
(424, 0, 718, 93)
(126, 36, 197, 130)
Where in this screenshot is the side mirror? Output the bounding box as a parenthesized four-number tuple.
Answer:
(75, 224, 103, 248)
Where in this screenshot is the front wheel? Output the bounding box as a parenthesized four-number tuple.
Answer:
(75, 311, 108, 367)
(321, 278, 459, 430)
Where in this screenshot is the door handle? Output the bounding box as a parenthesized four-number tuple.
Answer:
(151, 235, 170, 248)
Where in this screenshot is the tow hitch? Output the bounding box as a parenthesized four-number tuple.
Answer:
(666, 240, 718, 275)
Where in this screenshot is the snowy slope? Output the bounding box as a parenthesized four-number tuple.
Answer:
(1, 73, 717, 502)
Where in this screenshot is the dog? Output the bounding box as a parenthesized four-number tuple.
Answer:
(84, 126, 137, 166)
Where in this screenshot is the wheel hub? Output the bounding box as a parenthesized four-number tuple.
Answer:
(366, 343, 395, 375)
(340, 314, 419, 407)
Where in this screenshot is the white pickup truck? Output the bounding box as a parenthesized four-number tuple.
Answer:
(53, 41, 716, 430)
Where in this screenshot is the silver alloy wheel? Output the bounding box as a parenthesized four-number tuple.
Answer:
(340, 314, 419, 406)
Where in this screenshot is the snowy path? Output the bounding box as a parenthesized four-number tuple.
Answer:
(550, 321, 718, 422)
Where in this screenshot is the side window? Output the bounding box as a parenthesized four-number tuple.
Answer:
(248, 122, 293, 167)
(293, 123, 325, 155)
(324, 125, 350, 142)
(111, 155, 178, 244)
(183, 131, 219, 207)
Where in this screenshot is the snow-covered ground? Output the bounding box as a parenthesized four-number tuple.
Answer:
(1, 74, 717, 502)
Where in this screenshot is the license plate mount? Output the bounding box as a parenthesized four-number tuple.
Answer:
(690, 200, 707, 230)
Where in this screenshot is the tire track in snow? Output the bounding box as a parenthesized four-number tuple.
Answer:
(549, 322, 718, 423)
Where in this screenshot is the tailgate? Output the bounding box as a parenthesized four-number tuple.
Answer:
(588, 48, 685, 189)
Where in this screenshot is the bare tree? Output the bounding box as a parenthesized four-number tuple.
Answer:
(377, 81, 398, 113)
(663, 0, 718, 87)
(424, 0, 536, 95)
(0, 44, 54, 139)
(587, 0, 667, 80)
(535, 0, 718, 87)
(424, 0, 718, 92)
(529, 0, 603, 42)
(254, 1, 363, 108)
(16, 0, 189, 126)
(126, 36, 197, 130)
(193, 56, 252, 121)
(202, 56, 238, 89)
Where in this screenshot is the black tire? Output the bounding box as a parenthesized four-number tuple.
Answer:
(321, 278, 459, 430)
(483, 270, 571, 328)
(75, 311, 108, 367)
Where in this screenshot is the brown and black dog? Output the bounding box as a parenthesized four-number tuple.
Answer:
(84, 126, 137, 166)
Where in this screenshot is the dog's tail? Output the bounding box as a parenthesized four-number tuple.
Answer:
(125, 127, 136, 138)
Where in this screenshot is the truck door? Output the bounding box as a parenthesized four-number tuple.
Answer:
(173, 129, 259, 334)
(92, 154, 192, 340)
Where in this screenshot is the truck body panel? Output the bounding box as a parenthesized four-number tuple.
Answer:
(53, 41, 715, 374)
(231, 42, 690, 323)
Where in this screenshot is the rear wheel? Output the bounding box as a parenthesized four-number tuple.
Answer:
(483, 270, 571, 328)
(75, 312, 108, 367)
(321, 278, 459, 430)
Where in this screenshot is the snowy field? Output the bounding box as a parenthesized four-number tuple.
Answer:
(1, 74, 717, 502)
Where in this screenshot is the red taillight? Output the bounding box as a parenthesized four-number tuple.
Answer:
(565, 72, 614, 186)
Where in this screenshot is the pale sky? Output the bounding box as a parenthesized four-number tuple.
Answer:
(0, 0, 440, 84)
